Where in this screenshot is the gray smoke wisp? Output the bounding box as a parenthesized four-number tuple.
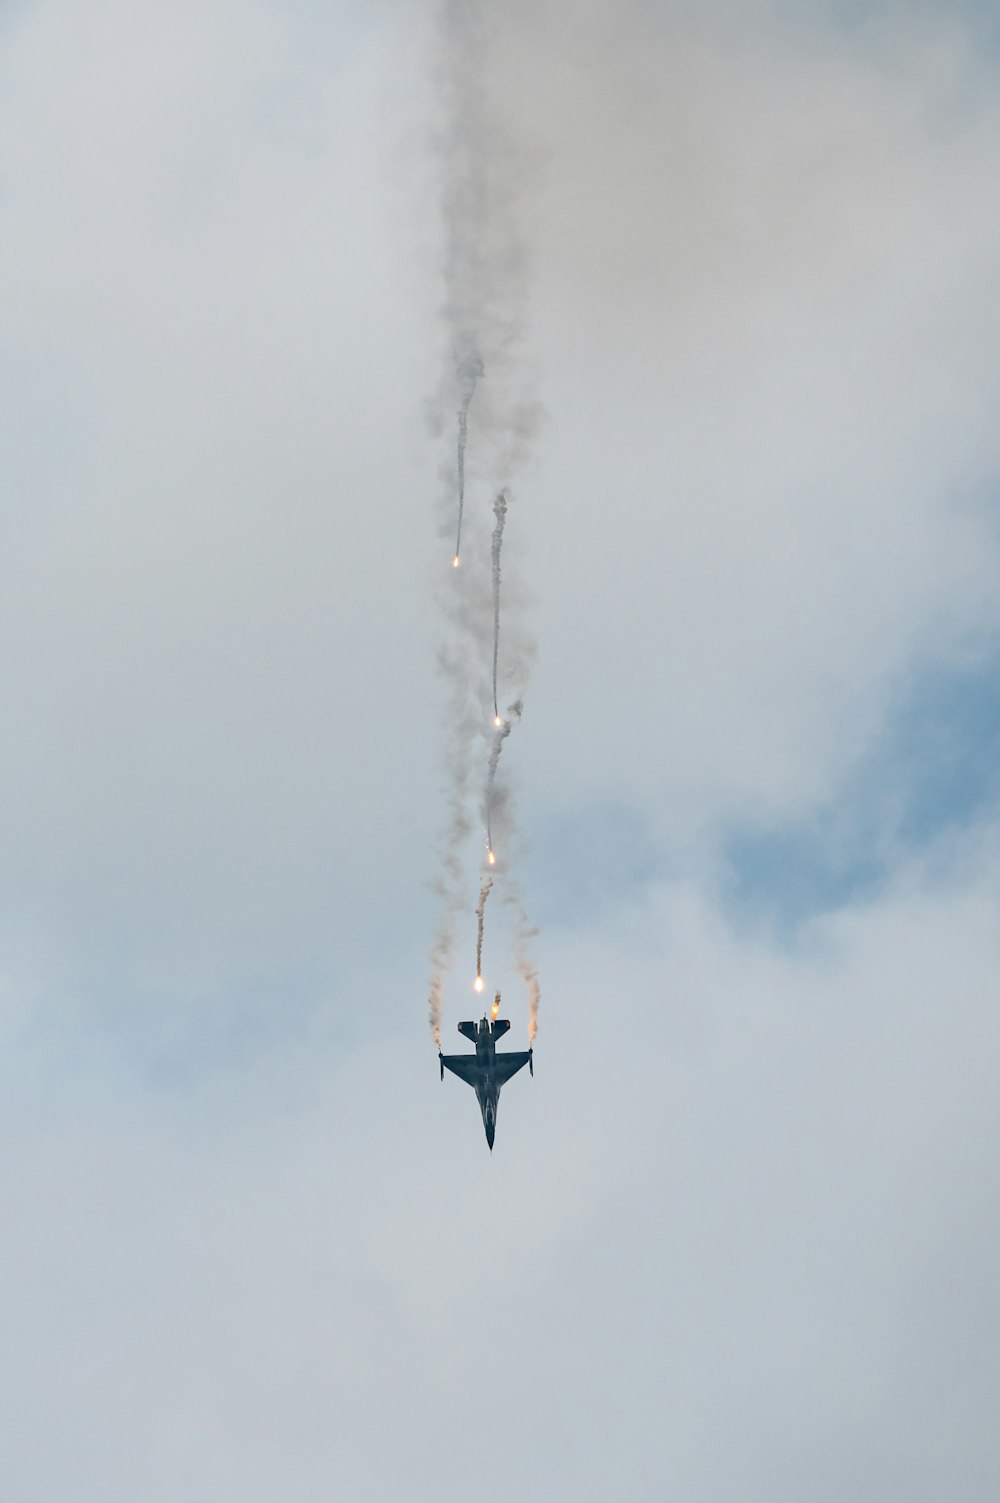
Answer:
(454, 355, 484, 562)
(524, 964, 541, 1044)
(490, 490, 508, 717)
(485, 698, 521, 858)
(433, 0, 541, 496)
(428, 1, 541, 1046)
(427, 590, 493, 1045)
(428, 822, 470, 1047)
(505, 887, 541, 1044)
(475, 870, 493, 983)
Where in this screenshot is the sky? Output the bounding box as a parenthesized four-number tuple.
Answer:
(0, 1, 998, 1498)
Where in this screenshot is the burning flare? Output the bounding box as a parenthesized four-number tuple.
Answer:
(474, 974, 484, 993)
(491, 992, 500, 1020)
(452, 554, 460, 568)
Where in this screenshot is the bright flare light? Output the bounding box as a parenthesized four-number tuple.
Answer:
(474, 975, 484, 993)
(493, 715, 503, 727)
(487, 849, 496, 865)
(491, 993, 500, 1019)
(452, 555, 461, 568)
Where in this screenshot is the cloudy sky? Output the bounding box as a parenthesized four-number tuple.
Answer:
(1, 1, 998, 1498)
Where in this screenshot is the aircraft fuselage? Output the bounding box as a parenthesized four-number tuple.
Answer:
(439, 1012, 532, 1149)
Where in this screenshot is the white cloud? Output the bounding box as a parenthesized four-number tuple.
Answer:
(0, 0, 440, 1009)
(0, 3, 997, 1494)
(493, 1, 1000, 826)
(2, 825, 997, 1500)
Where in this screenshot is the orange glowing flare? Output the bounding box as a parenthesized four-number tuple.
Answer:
(491, 993, 500, 1019)
(474, 975, 484, 993)
(487, 849, 496, 865)
(493, 715, 503, 727)
(452, 555, 460, 568)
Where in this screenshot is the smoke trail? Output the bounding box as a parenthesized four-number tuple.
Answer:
(428, 796, 469, 1046)
(427, 631, 481, 1046)
(454, 356, 484, 562)
(428, 957, 446, 1048)
(434, 1, 541, 493)
(504, 887, 541, 1043)
(474, 870, 494, 983)
(484, 698, 521, 857)
(427, 776, 470, 1047)
(523, 961, 541, 1044)
(428, 2, 542, 1049)
(427, 2, 494, 1047)
(490, 490, 508, 717)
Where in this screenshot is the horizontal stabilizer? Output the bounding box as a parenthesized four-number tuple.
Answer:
(457, 1021, 477, 1043)
(491, 1018, 510, 1039)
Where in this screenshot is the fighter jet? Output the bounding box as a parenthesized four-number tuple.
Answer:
(439, 996, 533, 1150)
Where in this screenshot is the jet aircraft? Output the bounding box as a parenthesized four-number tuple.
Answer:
(439, 998, 533, 1150)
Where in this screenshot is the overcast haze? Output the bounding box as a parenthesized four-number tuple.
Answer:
(1, 2, 999, 1499)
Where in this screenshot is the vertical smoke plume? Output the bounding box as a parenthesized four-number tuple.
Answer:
(427, 559, 494, 1047)
(454, 356, 484, 562)
(523, 968, 541, 1043)
(496, 883, 539, 1043)
(427, 633, 481, 1047)
(427, 1, 493, 1045)
(484, 698, 521, 857)
(475, 870, 493, 982)
(490, 490, 508, 718)
(428, 0, 541, 1046)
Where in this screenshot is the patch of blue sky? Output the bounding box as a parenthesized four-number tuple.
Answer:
(524, 800, 661, 930)
(771, 0, 1000, 43)
(893, 652, 1000, 841)
(722, 641, 1000, 930)
(0, 0, 34, 49)
(0, 942, 380, 1110)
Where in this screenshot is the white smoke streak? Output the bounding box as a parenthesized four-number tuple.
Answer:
(427, 621, 486, 1047)
(501, 886, 540, 1043)
(454, 355, 484, 561)
(427, 1, 541, 1047)
(490, 490, 508, 717)
(475, 870, 493, 982)
(484, 698, 521, 857)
